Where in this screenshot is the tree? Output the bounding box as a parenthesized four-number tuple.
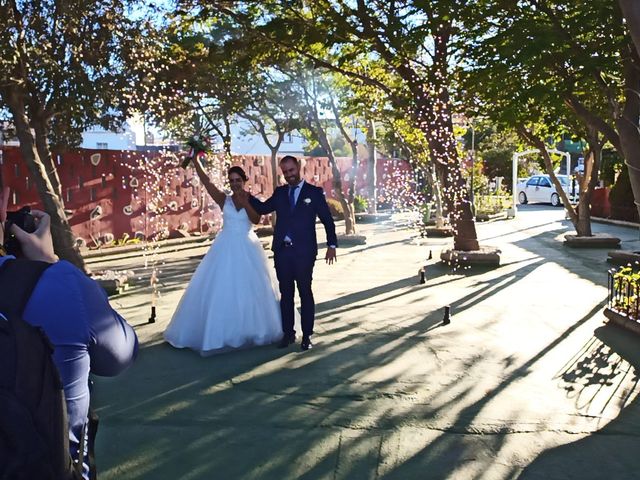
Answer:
(241, 74, 303, 217)
(378, 114, 448, 228)
(204, 0, 481, 251)
(172, 4, 385, 235)
(511, 1, 640, 223)
(477, 129, 522, 183)
(294, 68, 359, 235)
(146, 15, 260, 158)
(0, 0, 154, 268)
(461, 0, 630, 236)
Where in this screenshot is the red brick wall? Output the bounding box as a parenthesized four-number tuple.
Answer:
(0, 147, 412, 246)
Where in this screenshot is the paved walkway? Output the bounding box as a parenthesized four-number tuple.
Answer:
(91, 205, 640, 479)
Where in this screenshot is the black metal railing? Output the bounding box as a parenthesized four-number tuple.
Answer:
(608, 266, 640, 321)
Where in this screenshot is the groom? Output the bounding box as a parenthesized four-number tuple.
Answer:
(249, 155, 337, 351)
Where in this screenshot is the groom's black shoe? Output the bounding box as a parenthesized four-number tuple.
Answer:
(277, 335, 295, 349)
(301, 336, 313, 351)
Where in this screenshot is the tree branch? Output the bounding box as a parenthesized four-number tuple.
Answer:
(515, 124, 577, 224)
(563, 94, 623, 154)
(533, 0, 619, 113)
(214, 5, 395, 96)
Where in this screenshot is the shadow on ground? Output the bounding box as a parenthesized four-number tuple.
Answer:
(517, 324, 640, 480)
(93, 213, 640, 479)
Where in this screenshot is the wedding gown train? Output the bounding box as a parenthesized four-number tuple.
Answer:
(164, 195, 283, 355)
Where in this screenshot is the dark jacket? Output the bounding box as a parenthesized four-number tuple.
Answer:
(250, 181, 338, 257)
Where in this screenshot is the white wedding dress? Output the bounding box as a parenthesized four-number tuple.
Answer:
(164, 195, 283, 355)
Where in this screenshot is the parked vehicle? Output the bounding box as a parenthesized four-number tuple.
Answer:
(517, 174, 579, 206)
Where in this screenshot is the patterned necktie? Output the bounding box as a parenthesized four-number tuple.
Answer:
(289, 185, 298, 211)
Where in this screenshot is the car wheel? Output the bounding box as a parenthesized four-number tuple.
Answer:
(551, 193, 561, 207)
(518, 192, 528, 204)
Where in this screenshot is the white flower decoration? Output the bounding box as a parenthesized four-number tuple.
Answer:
(303, 197, 311, 204)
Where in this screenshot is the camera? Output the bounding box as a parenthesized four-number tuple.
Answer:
(4, 206, 36, 257)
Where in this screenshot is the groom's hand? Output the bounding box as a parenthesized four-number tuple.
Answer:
(235, 189, 249, 205)
(325, 247, 337, 265)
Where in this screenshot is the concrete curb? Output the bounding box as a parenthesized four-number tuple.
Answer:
(81, 234, 215, 260)
(591, 216, 640, 229)
(564, 233, 621, 249)
(604, 307, 640, 335)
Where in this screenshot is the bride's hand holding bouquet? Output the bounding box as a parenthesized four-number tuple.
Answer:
(181, 134, 212, 169)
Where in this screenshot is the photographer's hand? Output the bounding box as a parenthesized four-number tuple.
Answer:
(10, 209, 58, 263)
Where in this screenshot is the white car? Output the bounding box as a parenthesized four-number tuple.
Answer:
(517, 174, 579, 207)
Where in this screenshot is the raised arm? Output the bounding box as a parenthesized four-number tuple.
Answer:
(192, 154, 226, 210)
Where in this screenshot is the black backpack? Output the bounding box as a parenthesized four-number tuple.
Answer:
(0, 259, 83, 480)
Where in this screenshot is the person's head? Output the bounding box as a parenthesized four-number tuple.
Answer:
(227, 166, 248, 193)
(279, 155, 301, 187)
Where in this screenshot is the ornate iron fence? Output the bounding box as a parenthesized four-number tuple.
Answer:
(608, 266, 640, 322)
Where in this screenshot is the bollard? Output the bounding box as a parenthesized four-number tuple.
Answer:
(149, 270, 158, 323)
(419, 250, 433, 284)
(442, 305, 451, 325)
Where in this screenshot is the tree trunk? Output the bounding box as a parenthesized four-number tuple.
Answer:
(347, 146, 358, 205)
(366, 117, 377, 214)
(419, 96, 478, 251)
(7, 93, 85, 270)
(253, 122, 284, 228)
(341, 198, 356, 234)
(516, 124, 583, 227)
(269, 148, 278, 227)
(619, 0, 640, 61)
(222, 115, 233, 159)
(329, 157, 356, 235)
(33, 118, 63, 199)
(573, 127, 603, 237)
(326, 91, 358, 229)
(434, 159, 478, 250)
(574, 146, 598, 236)
(406, 23, 478, 251)
(429, 164, 446, 229)
(615, 51, 640, 221)
(313, 119, 355, 235)
(331, 104, 358, 234)
(223, 134, 232, 158)
(345, 142, 358, 235)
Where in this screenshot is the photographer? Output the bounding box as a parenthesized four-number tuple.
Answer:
(0, 197, 138, 479)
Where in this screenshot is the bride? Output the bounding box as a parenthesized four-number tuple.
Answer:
(163, 156, 282, 355)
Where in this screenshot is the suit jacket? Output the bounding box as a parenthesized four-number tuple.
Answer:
(250, 182, 338, 257)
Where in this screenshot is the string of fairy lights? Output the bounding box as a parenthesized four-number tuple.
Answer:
(112, 149, 231, 308)
(94, 6, 479, 306)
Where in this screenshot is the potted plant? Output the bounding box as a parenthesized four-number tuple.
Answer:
(604, 265, 640, 333)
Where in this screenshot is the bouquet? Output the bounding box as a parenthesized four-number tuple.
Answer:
(181, 134, 212, 168)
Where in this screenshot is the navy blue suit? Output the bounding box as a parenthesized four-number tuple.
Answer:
(250, 182, 337, 338)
